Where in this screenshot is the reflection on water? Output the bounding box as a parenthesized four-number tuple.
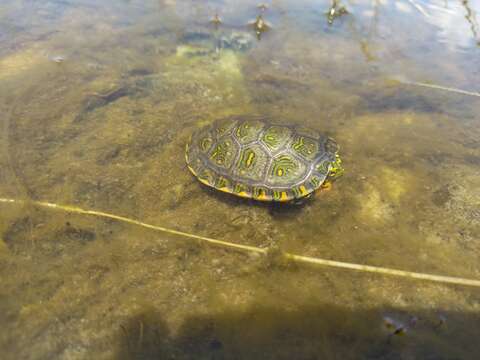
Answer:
(0, 0, 480, 359)
(428, 0, 480, 48)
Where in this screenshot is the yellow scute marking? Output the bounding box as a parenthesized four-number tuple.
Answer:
(299, 185, 307, 195)
(187, 165, 197, 176)
(280, 192, 288, 201)
(216, 180, 229, 189)
(237, 191, 250, 198)
(246, 152, 255, 167)
(255, 191, 268, 201)
(198, 178, 210, 185)
(218, 187, 232, 194)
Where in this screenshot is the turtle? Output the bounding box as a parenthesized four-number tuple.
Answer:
(185, 117, 343, 202)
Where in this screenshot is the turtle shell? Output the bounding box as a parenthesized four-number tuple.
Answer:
(185, 117, 339, 202)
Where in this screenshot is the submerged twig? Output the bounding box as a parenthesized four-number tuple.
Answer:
(404, 0, 430, 18)
(120, 324, 131, 351)
(138, 320, 144, 346)
(1, 197, 480, 288)
(397, 79, 480, 98)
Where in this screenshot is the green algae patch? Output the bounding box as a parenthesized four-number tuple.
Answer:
(0, 237, 8, 254)
(166, 46, 250, 106)
(217, 50, 243, 77)
(0, 47, 45, 80)
(175, 44, 213, 58)
(380, 167, 412, 203)
(359, 183, 395, 223)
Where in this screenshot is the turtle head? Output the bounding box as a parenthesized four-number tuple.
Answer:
(328, 154, 344, 180)
(324, 138, 344, 180)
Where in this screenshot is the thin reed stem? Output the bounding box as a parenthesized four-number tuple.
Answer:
(2, 197, 480, 288)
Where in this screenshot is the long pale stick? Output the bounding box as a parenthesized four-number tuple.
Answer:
(1, 197, 480, 288)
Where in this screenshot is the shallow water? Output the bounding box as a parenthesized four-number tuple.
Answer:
(1, 0, 479, 359)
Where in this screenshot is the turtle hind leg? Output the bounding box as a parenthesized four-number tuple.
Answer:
(320, 181, 333, 191)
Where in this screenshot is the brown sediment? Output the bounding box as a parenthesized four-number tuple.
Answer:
(1, 1, 480, 358)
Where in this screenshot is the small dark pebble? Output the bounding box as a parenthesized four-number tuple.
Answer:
(128, 68, 154, 77)
(464, 155, 480, 166)
(65, 226, 96, 243)
(432, 185, 451, 207)
(180, 31, 212, 43)
(209, 339, 223, 350)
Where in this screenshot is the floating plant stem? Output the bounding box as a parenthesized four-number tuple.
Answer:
(2, 197, 480, 288)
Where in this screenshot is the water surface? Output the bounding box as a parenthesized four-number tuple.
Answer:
(1, 0, 480, 359)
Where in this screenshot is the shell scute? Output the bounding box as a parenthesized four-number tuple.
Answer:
(291, 135, 319, 161)
(234, 120, 265, 144)
(267, 152, 308, 187)
(261, 125, 292, 152)
(233, 144, 269, 182)
(209, 137, 238, 169)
